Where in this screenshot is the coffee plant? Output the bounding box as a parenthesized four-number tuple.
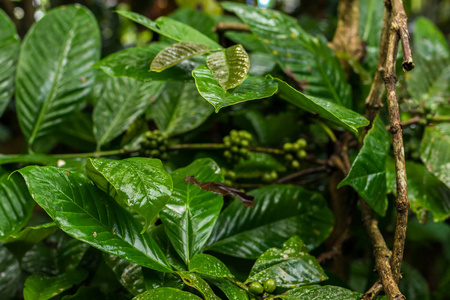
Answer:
(0, 1, 448, 299)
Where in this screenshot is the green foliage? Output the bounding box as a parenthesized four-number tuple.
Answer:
(0, 2, 448, 299)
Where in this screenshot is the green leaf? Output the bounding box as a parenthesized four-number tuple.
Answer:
(206, 44, 250, 91)
(225, 31, 266, 53)
(407, 17, 450, 108)
(248, 236, 327, 288)
(18, 166, 172, 272)
(61, 287, 104, 299)
(0, 10, 20, 117)
(142, 267, 184, 290)
(0, 173, 34, 240)
(103, 253, 145, 296)
(275, 285, 361, 299)
(192, 65, 278, 112)
(3, 223, 58, 259)
(23, 269, 88, 300)
(86, 157, 173, 232)
(386, 159, 450, 222)
(151, 42, 210, 72)
(178, 271, 221, 300)
(420, 123, 450, 188)
(398, 263, 431, 300)
(339, 117, 390, 215)
(249, 52, 276, 76)
(150, 225, 187, 271)
(93, 76, 165, 148)
(222, 2, 352, 108)
(207, 185, 334, 259)
(234, 152, 286, 178)
(205, 277, 249, 300)
(57, 235, 90, 272)
(117, 11, 221, 49)
(160, 158, 224, 265)
(94, 43, 195, 82)
(149, 82, 213, 136)
(275, 78, 369, 133)
(0, 247, 21, 299)
(168, 8, 218, 41)
(15, 5, 100, 150)
(189, 254, 233, 278)
(133, 287, 202, 300)
(359, 0, 383, 48)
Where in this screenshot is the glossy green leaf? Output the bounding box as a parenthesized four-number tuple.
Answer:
(275, 78, 369, 133)
(94, 43, 195, 82)
(189, 254, 233, 278)
(23, 269, 88, 300)
(420, 123, 450, 188)
(18, 166, 172, 272)
(207, 185, 334, 259)
(56, 112, 96, 152)
(160, 158, 224, 265)
(86, 157, 173, 232)
(142, 267, 185, 290)
(151, 225, 187, 271)
(225, 31, 266, 53)
(103, 254, 145, 296)
(339, 117, 390, 216)
(21, 242, 58, 276)
(0, 10, 20, 117)
(93, 76, 165, 148)
(149, 82, 213, 136)
(206, 44, 250, 91)
(133, 287, 201, 300)
(56, 235, 90, 272)
(222, 2, 352, 108)
(234, 152, 286, 178)
(359, 0, 383, 48)
(248, 236, 327, 288)
(3, 223, 58, 259)
(249, 52, 276, 76)
(117, 11, 221, 49)
(0, 173, 34, 240)
(0, 246, 21, 299)
(275, 285, 361, 300)
(205, 277, 249, 300)
(407, 17, 450, 108)
(15, 5, 100, 150)
(386, 159, 450, 222)
(151, 42, 210, 72)
(168, 8, 218, 41)
(178, 271, 220, 300)
(193, 65, 278, 112)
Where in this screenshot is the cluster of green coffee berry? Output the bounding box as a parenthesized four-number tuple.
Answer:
(248, 278, 276, 296)
(221, 168, 237, 186)
(262, 170, 278, 182)
(283, 138, 307, 169)
(139, 130, 169, 160)
(223, 130, 253, 163)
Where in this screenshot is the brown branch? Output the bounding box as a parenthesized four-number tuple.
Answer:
(383, 0, 412, 285)
(385, 115, 421, 130)
(330, 0, 366, 75)
(362, 280, 384, 300)
(213, 21, 249, 32)
(361, 201, 405, 300)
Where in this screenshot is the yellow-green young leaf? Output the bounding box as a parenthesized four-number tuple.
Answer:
(206, 44, 250, 91)
(178, 272, 221, 300)
(151, 42, 210, 72)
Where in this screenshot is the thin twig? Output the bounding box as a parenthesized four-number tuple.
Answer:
(276, 165, 327, 183)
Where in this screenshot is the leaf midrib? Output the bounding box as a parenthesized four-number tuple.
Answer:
(30, 171, 167, 269)
(97, 82, 142, 148)
(29, 13, 79, 149)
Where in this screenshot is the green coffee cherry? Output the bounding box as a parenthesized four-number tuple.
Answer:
(283, 143, 293, 151)
(297, 150, 307, 159)
(222, 130, 254, 164)
(292, 160, 300, 169)
(249, 282, 264, 295)
(262, 173, 272, 182)
(263, 278, 277, 293)
(140, 130, 169, 160)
